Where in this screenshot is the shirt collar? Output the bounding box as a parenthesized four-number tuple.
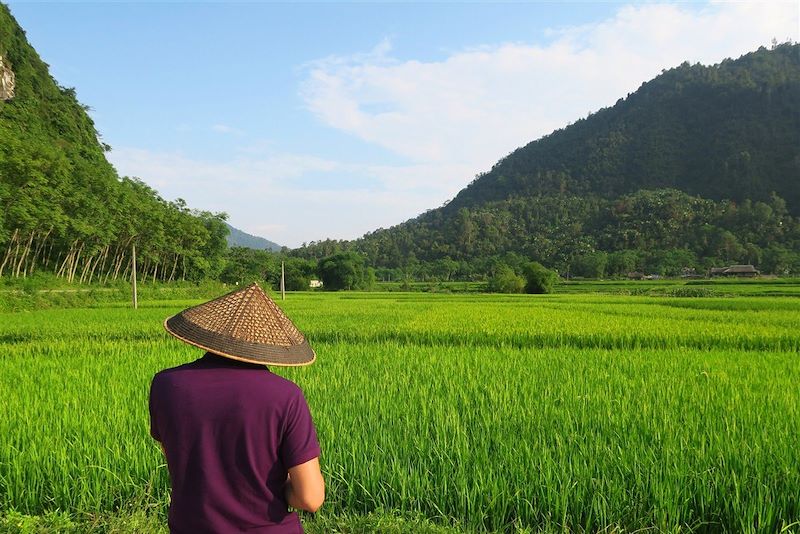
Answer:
(199, 352, 270, 371)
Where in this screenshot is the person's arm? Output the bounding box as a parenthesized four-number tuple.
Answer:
(285, 457, 325, 513)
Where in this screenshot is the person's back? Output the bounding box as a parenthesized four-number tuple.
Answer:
(150, 353, 321, 533)
(152, 283, 324, 534)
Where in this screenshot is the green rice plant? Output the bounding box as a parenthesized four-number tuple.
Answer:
(0, 292, 798, 532)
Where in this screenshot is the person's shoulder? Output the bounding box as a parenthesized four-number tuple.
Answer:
(264, 372, 305, 398)
(150, 361, 197, 385)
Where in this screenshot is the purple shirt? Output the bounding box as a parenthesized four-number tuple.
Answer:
(149, 352, 321, 534)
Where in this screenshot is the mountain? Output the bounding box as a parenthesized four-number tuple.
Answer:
(0, 4, 228, 282)
(226, 223, 282, 251)
(294, 45, 800, 277)
(447, 44, 800, 213)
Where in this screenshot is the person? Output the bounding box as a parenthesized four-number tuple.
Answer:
(150, 283, 324, 533)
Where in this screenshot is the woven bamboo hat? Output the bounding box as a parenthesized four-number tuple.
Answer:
(164, 283, 315, 366)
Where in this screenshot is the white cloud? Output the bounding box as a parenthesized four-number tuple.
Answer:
(212, 124, 245, 135)
(108, 147, 451, 247)
(301, 1, 799, 175)
(111, 147, 339, 191)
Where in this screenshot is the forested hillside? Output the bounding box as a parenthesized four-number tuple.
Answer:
(294, 45, 800, 279)
(0, 5, 228, 283)
(450, 44, 800, 212)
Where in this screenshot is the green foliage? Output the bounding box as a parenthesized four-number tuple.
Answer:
(318, 252, 374, 291)
(0, 509, 469, 534)
(523, 261, 558, 294)
(0, 508, 167, 534)
(220, 247, 276, 286)
(486, 264, 525, 293)
(453, 44, 800, 213)
(277, 257, 317, 291)
(0, 6, 228, 284)
(606, 250, 639, 277)
(0, 279, 227, 312)
(570, 252, 608, 279)
(761, 245, 800, 276)
(305, 511, 470, 533)
(295, 187, 800, 280)
(1, 294, 799, 532)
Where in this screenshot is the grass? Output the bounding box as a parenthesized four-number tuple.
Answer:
(0, 509, 476, 534)
(556, 278, 800, 297)
(0, 275, 228, 312)
(373, 277, 800, 297)
(1, 290, 798, 532)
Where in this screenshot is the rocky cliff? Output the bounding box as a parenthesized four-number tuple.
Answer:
(0, 55, 13, 100)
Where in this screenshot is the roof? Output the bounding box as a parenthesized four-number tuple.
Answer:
(725, 265, 759, 273)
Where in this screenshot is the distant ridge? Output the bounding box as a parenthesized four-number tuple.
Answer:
(226, 223, 282, 251)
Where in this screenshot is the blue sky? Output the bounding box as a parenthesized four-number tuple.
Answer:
(7, 1, 799, 247)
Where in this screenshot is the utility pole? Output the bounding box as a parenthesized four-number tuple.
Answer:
(131, 242, 138, 309)
(280, 261, 285, 300)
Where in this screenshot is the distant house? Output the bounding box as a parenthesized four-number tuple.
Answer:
(309, 279, 323, 289)
(724, 265, 760, 277)
(627, 272, 645, 280)
(680, 267, 702, 279)
(709, 265, 760, 277)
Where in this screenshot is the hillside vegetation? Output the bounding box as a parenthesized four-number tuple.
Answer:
(451, 44, 800, 211)
(294, 45, 800, 279)
(0, 5, 228, 284)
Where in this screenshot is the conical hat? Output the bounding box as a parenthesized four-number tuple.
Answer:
(164, 283, 315, 366)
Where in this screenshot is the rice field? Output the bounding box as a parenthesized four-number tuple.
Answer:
(1, 291, 799, 532)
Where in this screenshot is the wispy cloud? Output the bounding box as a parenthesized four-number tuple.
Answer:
(211, 124, 245, 136)
(108, 147, 451, 246)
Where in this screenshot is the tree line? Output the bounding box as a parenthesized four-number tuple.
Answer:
(0, 5, 229, 284)
(290, 189, 800, 280)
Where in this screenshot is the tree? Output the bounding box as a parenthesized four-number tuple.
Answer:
(761, 246, 799, 275)
(571, 252, 608, 279)
(278, 257, 317, 291)
(607, 250, 639, 277)
(318, 252, 373, 291)
(486, 264, 525, 293)
(432, 257, 459, 281)
(643, 248, 698, 276)
(523, 262, 558, 294)
(220, 247, 276, 286)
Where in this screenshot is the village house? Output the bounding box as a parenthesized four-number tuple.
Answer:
(709, 264, 760, 277)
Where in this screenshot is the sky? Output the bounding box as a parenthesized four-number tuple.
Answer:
(7, 1, 799, 248)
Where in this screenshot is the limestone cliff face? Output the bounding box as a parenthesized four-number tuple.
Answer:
(0, 54, 14, 100)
